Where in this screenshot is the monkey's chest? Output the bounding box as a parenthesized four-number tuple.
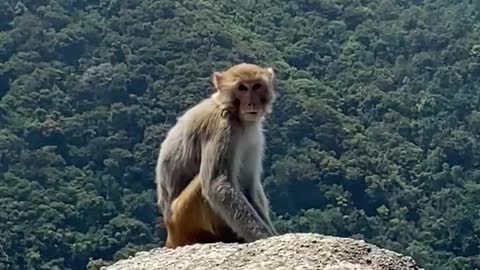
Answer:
(234, 142, 260, 186)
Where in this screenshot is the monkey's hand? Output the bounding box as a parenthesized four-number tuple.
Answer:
(203, 174, 273, 241)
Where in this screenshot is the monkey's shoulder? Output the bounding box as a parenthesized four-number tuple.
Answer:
(179, 98, 230, 132)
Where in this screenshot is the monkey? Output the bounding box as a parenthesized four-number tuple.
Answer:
(155, 63, 278, 248)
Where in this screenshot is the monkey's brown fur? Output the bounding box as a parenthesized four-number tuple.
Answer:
(164, 175, 243, 248)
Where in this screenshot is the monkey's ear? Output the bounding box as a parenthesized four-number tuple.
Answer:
(212, 71, 223, 91)
(266, 67, 275, 81)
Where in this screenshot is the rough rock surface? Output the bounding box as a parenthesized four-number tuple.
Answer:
(103, 233, 423, 270)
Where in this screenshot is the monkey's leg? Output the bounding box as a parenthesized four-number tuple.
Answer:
(165, 176, 216, 248)
(165, 175, 244, 248)
(164, 216, 216, 248)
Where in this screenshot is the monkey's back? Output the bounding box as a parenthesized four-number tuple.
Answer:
(155, 98, 228, 216)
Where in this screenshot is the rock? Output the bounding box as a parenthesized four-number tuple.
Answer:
(102, 233, 423, 270)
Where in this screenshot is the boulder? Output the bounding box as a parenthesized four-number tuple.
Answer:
(102, 233, 423, 270)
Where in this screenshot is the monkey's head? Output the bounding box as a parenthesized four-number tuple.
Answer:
(212, 63, 276, 122)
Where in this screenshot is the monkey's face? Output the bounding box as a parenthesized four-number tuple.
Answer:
(234, 81, 271, 122)
(213, 63, 276, 122)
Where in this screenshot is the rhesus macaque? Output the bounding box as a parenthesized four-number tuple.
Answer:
(155, 63, 278, 249)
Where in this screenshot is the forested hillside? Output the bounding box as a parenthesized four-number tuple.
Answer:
(1, 0, 479, 269)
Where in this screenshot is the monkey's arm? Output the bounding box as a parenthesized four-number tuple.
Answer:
(200, 134, 273, 242)
(241, 149, 278, 235)
(249, 180, 278, 235)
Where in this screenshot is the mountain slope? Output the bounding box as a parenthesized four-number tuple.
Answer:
(0, 0, 479, 269)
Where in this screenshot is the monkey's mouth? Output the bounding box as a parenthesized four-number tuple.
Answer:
(242, 111, 261, 119)
(244, 110, 259, 115)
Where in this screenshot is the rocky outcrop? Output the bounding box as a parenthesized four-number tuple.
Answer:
(102, 233, 423, 270)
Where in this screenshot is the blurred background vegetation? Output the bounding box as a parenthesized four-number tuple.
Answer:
(1, 0, 480, 269)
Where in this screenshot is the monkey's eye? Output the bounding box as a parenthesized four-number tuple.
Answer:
(252, 83, 262, 90)
(238, 84, 248, 91)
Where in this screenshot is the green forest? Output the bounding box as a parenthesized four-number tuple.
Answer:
(1, 0, 480, 269)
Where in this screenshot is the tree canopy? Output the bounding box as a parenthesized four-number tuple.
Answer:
(1, 0, 480, 269)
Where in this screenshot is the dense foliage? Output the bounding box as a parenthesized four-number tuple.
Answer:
(1, 0, 480, 269)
